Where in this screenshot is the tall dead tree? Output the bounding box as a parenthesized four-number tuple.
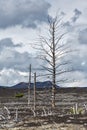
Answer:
(34, 16, 73, 108)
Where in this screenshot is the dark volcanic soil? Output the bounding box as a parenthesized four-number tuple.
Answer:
(0, 87, 87, 114)
(0, 87, 87, 129)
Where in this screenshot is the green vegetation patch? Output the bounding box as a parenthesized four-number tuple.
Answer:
(15, 93, 24, 98)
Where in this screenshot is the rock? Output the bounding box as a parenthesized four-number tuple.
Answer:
(15, 121, 24, 127)
(66, 119, 71, 123)
(23, 123, 28, 127)
(84, 123, 87, 126)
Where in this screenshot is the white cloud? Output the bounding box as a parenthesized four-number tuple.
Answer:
(0, 68, 28, 86)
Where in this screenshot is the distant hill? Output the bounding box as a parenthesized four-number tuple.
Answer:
(0, 83, 87, 97)
(1, 81, 58, 89)
(0, 81, 87, 89)
(11, 81, 55, 89)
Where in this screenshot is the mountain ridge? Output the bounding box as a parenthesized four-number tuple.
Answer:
(0, 81, 59, 89)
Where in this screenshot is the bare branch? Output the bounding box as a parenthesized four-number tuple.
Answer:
(36, 73, 52, 78)
(41, 65, 53, 73)
(40, 56, 53, 67)
(55, 33, 67, 46)
(55, 60, 71, 69)
(56, 68, 74, 75)
(40, 42, 53, 58)
(57, 78, 69, 83)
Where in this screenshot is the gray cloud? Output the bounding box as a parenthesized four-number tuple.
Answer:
(63, 21, 73, 32)
(62, 48, 87, 87)
(0, 47, 30, 71)
(0, 38, 22, 50)
(0, 38, 40, 72)
(0, 0, 51, 28)
(59, 31, 87, 87)
(71, 9, 82, 23)
(63, 9, 82, 30)
(78, 28, 87, 44)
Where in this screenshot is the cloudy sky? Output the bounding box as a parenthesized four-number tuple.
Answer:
(0, 0, 87, 87)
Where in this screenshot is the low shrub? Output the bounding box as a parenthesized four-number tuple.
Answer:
(15, 93, 24, 98)
(69, 106, 83, 115)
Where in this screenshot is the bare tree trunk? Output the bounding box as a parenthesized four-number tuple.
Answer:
(52, 87, 55, 108)
(28, 64, 31, 106)
(34, 72, 36, 110)
(52, 22, 56, 108)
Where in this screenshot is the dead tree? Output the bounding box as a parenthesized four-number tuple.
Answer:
(34, 72, 36, 111)
(33, 16, 74, 108)
(28, 64, 31, 106)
